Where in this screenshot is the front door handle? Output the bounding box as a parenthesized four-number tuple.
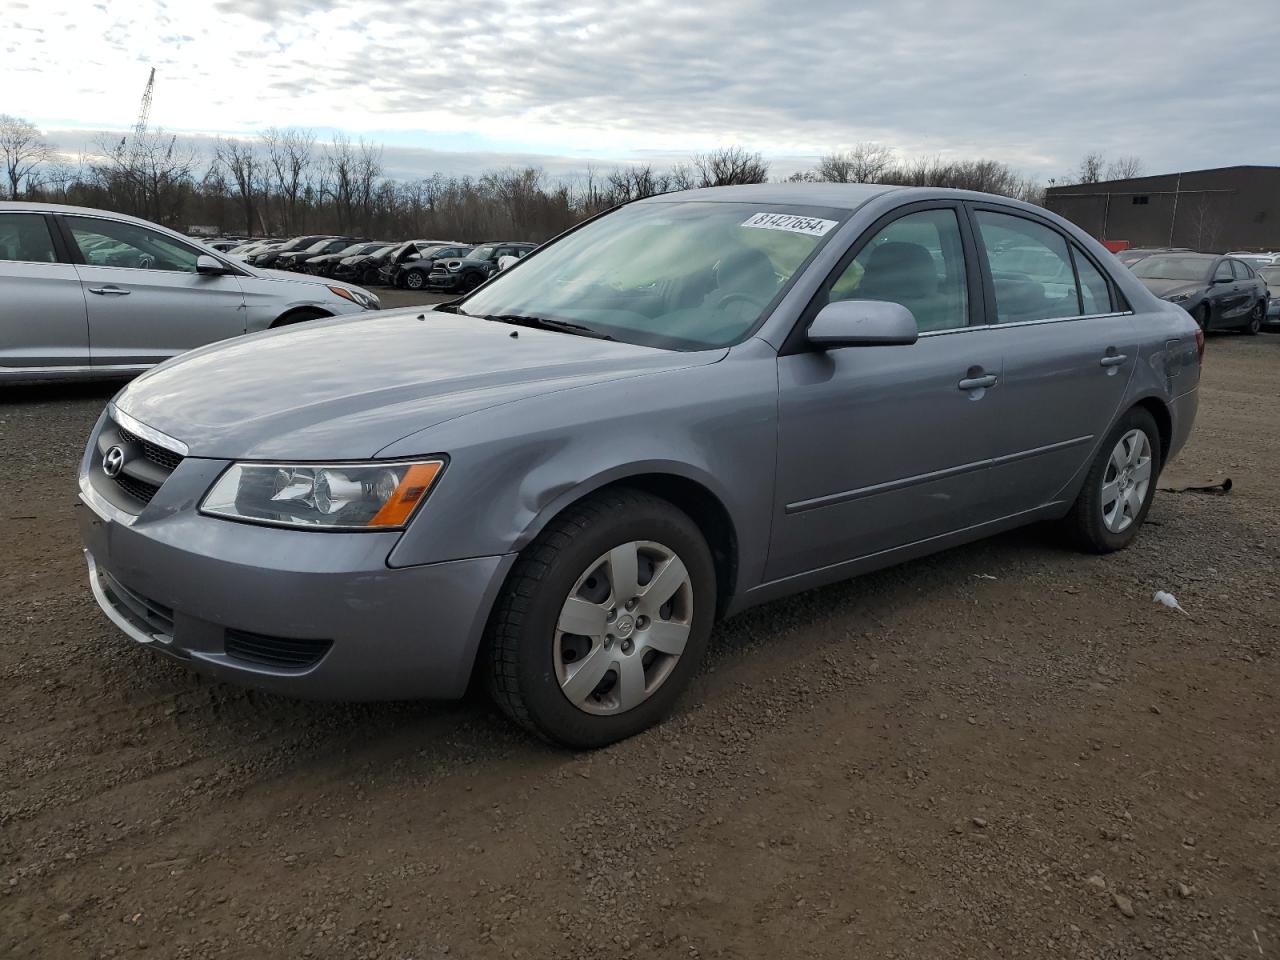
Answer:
(958, 374, 998, 391)
(1100, 353, 1128, 367)
(88, 286, 130, 296)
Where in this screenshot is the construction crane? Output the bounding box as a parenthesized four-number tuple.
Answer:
(117, 68, 155, 159)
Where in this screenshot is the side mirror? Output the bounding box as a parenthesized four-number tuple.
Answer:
(497, 255, 520, 272)
(196, 254, 231, 276)
(807, 299, 919, 349)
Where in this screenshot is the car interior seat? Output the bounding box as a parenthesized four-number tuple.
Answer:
(852, 241, 952, 331)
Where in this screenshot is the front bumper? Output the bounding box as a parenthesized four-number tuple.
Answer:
(78, 470, 514, 701)
(425, 273, 463, 290)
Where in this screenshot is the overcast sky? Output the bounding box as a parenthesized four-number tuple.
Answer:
(4, 0, 1277, 182)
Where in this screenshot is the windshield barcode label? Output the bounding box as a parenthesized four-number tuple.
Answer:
(741, 213, 838, 237)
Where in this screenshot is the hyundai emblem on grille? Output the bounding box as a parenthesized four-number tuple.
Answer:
(102, 445, 125, 478)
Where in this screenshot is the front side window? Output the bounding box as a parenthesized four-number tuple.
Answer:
(1213, 261, 1233, 283)
(825, 208, 969, 332)
(975, 211, 1079, 323)
(65, 216, 200, 273)
(463, 200, 843, 350)
(1230, 260, 1253, 280)
(0, 213, 58, 264)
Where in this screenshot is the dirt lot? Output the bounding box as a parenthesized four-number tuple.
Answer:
(1, 320, 1277, 960)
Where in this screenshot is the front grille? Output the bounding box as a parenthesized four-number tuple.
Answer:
(225, 630, 332, 670)
(91, 412, 186, 514)
(116, 426, 184, 471)
(113, 472, 161, 504)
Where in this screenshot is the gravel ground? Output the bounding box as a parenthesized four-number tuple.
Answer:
(1, 325, 1277, 960)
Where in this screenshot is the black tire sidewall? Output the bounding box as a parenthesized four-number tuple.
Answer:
(510, 501, 717, 748)
(1076, 407, 1163, 552)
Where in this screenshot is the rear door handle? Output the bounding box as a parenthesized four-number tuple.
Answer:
(1099, 354, 1128, 367)
(88, 286, 130, 296)
(958, 374, 998, 391)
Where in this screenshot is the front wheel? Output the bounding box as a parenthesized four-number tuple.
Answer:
(1193, 304, 1210, 332)
(404, 270, 426, 290)
(486, 488, 717, 748)
(1064, 407, 1162, 553)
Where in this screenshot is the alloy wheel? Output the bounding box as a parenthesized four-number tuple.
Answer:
(405, 271, 424, 290)
(1101, 428, 1153, 533)
(553, 540, 694, 716)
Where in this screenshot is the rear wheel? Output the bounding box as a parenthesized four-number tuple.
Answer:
(1064, 407, 1162, 553)
(1244, 300, 1263, 335)
(486, 488, 716, 748)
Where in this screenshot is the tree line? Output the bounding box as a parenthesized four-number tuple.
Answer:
(1, 114, 1137, 242)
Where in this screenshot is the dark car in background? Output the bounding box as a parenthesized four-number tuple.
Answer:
(1259, 265, 1280, 330)
(374, 239, 459, 287)
(393, 243, 475, 290)
(425, 242, 536, 292)
(249, 235, 336, 269)
(1131, 253, 1268, 334)
(276, 237, 366, 273)
(332, 242, 398, 284)
(303, 241, 387, 278)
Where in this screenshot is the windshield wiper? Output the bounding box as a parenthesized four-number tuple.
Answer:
(477, 313, 616, 341)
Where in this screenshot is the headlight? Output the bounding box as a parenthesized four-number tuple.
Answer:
(328, 285, 379, 309)
(1165, 293, 1192, 303)
(447, 262, 462, 272)
(201, 459, 444, 530)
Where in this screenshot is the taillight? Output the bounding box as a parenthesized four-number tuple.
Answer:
(1194, 326, 1205, 362)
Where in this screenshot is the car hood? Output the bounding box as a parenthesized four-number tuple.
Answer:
(113, 310, 725, 459)
(1138, 278, 1203, 299)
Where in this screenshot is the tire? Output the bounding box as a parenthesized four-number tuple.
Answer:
(486, 488, 717, 749)
(1064, 406, 1163, 554)
(1193, 304, 1210, 332)
(404, 270, 426, 290)
(1244, 301, 1263, 335)
(463, 272, 485, 293)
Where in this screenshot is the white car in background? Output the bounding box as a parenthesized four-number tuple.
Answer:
(0, 202, 379, 383)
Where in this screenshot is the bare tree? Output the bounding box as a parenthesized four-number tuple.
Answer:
(1104, 155, 1144, 181)
(213, 138, 265, 236)
(264, 127, 316, 234)
(817, 143, 895, 183)
(90, 129, 197, 224)
(0, 115, 52, 199)
(1076, 151, 1106, 184)
(692, 146, 769, 187)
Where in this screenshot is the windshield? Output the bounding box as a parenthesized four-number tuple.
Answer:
(369, 244, 396, 256)
(468, 246, 496, 262)
(1132, 257, 1210, 281)
(461, 201, 844, 350)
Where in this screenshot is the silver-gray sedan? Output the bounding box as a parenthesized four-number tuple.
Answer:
(0, 202, 380, 382)
(77, 184, 1201, 747)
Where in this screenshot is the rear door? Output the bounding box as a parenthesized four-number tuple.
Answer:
(768, 204, 1000, 581)
(58, 214, 246, 368)
(1230, 259, 1263, 319)
(0, 211, 90, 375)
(967, 205, 1139, 519)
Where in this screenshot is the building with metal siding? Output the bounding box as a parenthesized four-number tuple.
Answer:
(1044, 165, 1280, 252)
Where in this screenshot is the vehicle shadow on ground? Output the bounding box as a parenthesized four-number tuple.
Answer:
(1, 380, 125, 405)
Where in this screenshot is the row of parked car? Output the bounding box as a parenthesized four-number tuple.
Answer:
(203, 234, 538, 293)
(1116, 246, 1280, 335)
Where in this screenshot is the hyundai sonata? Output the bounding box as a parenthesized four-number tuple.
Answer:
(78, 184, 1201, 747)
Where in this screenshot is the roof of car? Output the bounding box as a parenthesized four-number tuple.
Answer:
(641, 183, 900, 210)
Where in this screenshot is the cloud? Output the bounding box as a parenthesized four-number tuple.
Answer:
(5, 0, 1280, 180)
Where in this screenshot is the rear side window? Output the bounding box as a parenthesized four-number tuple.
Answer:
(0, 213, 58, 264)
(974, 211, 1079, 323)
(826, 208, 970, 332)
(1073, 247, 1113, 315)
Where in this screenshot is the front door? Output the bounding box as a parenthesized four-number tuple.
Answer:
(0, 212, 89, 374)
(58, 214, 245, 368)
(968, 206, 1139, 518)
(768, 206, 998, 582)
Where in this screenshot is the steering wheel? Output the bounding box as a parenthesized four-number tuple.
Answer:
(137, 254, 156, 269)
(710, 290, 768, 313)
